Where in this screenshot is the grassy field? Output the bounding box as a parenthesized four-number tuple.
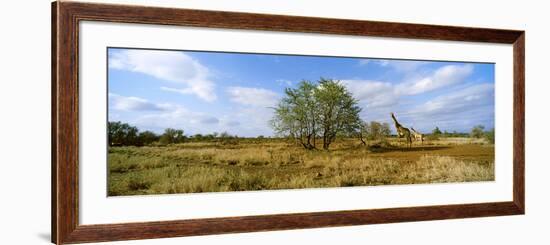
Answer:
(108, 137, 494, 196)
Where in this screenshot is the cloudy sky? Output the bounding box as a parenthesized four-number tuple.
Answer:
(108, 47, 495, 137)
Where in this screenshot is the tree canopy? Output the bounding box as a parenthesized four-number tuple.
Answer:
(159, 128, 185, 145)
(360, 121, 391, 145)
(432, 126, 443, 135)
(470, 125, 485, 139)
(108, 121, 139, 146)
(271, 78, 362, 150)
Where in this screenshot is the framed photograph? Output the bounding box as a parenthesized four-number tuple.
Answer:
(52, 1, 524, 244)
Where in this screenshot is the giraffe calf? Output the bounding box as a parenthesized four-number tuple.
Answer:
(410, 127, 424, 145)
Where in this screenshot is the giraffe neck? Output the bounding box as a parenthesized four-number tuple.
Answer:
(391, 114, 401, 128)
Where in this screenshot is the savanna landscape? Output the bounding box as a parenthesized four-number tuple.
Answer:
(108, 134, 494, 196)
(107, 48, 495, 196)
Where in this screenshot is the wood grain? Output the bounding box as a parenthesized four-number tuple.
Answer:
(62, 1, 523, 43)
(64, 202, 521, 244)
(53, 1, 80, 244)
(513, 33, 525, 213)
(52, 1, 525, 244)
(51, 2, 58, 243)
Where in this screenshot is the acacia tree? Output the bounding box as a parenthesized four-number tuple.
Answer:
(359, 121, 369, 145)
(315, 78, 362, 149)
(470, 125, 485, 138)
(485, 128, 495, 144)
(159, 128, 185, 145)
(432, 126, 443, 136)
(271, 80, 319, 149)
(138, 130, 159, 146)
(108, 121, 139, 146)
(271, 78, 361, 150)
(360, 121, 391, 145)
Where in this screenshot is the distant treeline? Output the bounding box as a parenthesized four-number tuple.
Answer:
(428, 125, 494, 143)
(429, 126, 470, 137)
(109, 121, 260, 147)
(108, 121, 495, 147)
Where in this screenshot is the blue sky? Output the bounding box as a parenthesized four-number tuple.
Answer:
(108, 47, 495, 137)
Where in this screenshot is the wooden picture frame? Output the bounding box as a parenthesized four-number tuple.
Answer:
(52, 1, 525, 244)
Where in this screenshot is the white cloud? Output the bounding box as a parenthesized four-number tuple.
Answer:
(107, 91, 275, 136)
(370, 59, 428, 72)
(158, 86, 215, 101)
(133, 105, 273, 137)
(341, 64, 479, 130)
(358, 59, 370, 66)
(223, 87, 280, 136)
(397, 64, 473, 95)
(360, 60, 473, 95)
(132, 105, 224, 133)
(199, 117, 220, 124)
(377, 60, 390, 67)
(410, 83, 494, 116)
(109, 49, 216, 102)
(231, 106, 276, 137)
(109, 93, 167, 111)
(226, 86, 280, 107)
(401, 83, 495, 132)
(353, 63, 474, 97)
(276, 79, 293, 86)
(341, 80, 398, 109)
(108, 93, 225, 133)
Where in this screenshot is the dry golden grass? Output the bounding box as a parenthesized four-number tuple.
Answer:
(108, 137, 494, 196)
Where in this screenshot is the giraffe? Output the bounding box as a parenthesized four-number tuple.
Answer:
(390, 112, 412, 148)
(410, 127, 424, 145)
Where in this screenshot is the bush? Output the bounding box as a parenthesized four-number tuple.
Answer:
(485, 128, 495, 144)
(138, 131, 158, 146)
(362, 121, 391, 141)
(426, 134, 439, 141)
(108, 121, 139, 146)
(432, 127, 442, 136)
(159, 128, 185, 145)
(470, 125, 485, 138)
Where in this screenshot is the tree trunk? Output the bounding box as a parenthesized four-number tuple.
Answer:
(322, 133, 329, 150)
(359, 134, 366, 145)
